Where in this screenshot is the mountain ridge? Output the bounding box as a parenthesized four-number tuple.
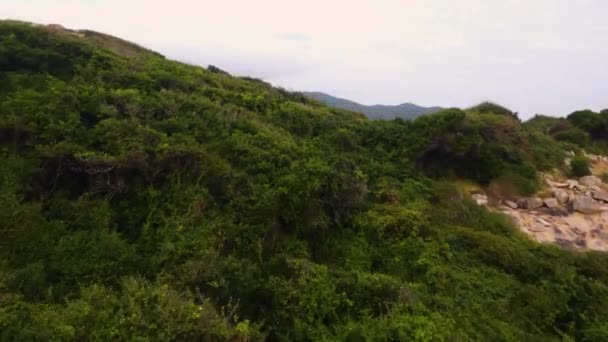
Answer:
(303, 91, 442, 120)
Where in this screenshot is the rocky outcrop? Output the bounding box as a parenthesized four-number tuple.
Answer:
(494, 154, 608, 251)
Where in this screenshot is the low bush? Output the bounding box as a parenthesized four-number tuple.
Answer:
(570, 155, 592, 177)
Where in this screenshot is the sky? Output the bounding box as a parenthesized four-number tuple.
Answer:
(2, 0, 608, 118)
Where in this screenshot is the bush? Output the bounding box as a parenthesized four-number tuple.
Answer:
(469, 102, 515, 117)
(570, 156, 592, 177)
(567, 110, 606, 139)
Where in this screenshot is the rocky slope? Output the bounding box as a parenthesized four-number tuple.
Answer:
(475, 154, 608, 251)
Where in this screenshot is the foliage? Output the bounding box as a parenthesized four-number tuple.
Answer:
(468, 101, 517, 118)
(1, 20, 608, 340)
(570, 155, 592, 177)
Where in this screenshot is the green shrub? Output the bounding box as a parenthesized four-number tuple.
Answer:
(570, 156, 592, 177)
(469, 102, 515, 117)
(567, 110, 607, 139)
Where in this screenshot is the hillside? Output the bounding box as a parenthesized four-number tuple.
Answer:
(303, 91, 442, 120)
(2, 20, 608, 340)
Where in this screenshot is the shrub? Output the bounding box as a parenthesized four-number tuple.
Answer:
(570, 156, 591, 177)
(567, 110, 606, 139)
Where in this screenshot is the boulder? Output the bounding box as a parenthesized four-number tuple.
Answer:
(471, 194, 488, 206)
(517, 197, 543, 210)
(567, 180, 579, 190)
(570, 196, 602, 214)
(543, 198, 559, 208)
(579, 175, 602, 187)
(551, 181, 570, 188)
(553, 189, 569, 204)
(503, 200, 518, 209)
(547, 207, 569, 217)
(592, 190, 608, 203)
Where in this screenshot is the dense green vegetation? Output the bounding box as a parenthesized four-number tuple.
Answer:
(2, 21, 608, 340)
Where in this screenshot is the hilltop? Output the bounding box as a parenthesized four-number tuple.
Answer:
(1, 20, 608, 340)
(2, 20, 161, 58)
(303, 91, 442, 120)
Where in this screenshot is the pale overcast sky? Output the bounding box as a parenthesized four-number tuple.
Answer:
(2, 0, 607, 117)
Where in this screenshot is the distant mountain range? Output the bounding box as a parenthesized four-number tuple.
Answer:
(303, 92, 442, 120)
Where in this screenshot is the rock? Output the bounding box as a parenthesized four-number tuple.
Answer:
(547, 207, 569, 217)
(579, 175, 602, 187)
(567, 180, 579, 190)
(528, 224, 549, 232)
(572, 226, 584, 236)
(503, 200, 518, 209)
(553, 189, 569, 204)
(471, 194, 488, 206)
(592, 191, 608, 203)
(543, 198, 559, 208)
(570, 196, 602, 214)
(575, 237, 587, 248)
(517, 197, 543, 210)
(552, 181, 570, 188)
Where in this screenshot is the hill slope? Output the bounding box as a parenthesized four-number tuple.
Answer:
(2, 20, 608, 341)
(303, 91, 442, 119)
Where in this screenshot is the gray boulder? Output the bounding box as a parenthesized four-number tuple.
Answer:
(503, 200, 518, 209)
(579, 175, 602, 187)
(570, 196, 601, 214)
(567, 180, 579, 190)
(553, 189, 569, 204)
(592, 190, 608, 203)
(543, 198, 559, 208)
(517, 197, 543, 209)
